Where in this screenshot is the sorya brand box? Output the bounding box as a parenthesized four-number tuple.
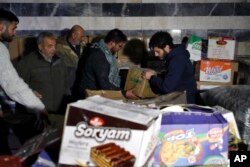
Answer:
(125, 67, 158, 98)
(59, 96, 161, 167)
(199, 60, 238, 83)
(153, 111, 229, 167)
(207, 37, 236, 60)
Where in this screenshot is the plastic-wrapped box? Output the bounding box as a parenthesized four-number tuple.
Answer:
(200, 85, 250, 145)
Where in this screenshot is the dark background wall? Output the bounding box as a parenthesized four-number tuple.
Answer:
(0, 0, 250, 43)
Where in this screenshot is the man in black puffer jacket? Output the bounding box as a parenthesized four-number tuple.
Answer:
(142, 31, 197, 104)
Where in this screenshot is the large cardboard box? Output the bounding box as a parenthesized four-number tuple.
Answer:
(59, 96, 161, 167)
(124, 68, 158, 98)
(85, 89, 125, 100)
(197, 81, 231, 90)
(199, 60, 238, 83)
(207, 37, 236, 60)
(117, 50, 137, 69)
(153, 111, 229, 166)
(8, 36, 37, 60)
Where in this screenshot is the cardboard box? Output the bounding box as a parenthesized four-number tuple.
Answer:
(8, 37, 19, 60)
(199, 60, 238, 83)
(8, 36, 37, 60)
(125, 68, 158, 98)
(153, 111, 229, 166)
(207, 37, 236, 60)
(85, 89, 125, 100)
(59, 96, 161, 167)
(197, 81, 231, 90)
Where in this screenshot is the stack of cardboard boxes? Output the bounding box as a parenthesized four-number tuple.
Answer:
(188, 36, 238, 90)
(59, 97, 230, 167)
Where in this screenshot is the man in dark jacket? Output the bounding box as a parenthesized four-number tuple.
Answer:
(142, 31, 197, 103)
(17, 32, 69, 113)
(78, 29, 138, 99)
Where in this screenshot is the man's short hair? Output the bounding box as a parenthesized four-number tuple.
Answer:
(149, 31, 174, 50)
(104, 28, 127, 43)
(37, 31, 56, 45)
(0, 8, 19, 23)
(123, 38, 148, 65)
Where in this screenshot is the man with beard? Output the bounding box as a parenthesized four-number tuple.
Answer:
(142, 31, 197, 104)
(17, 32, 69, 114)
(78, 29, 138, 99)
(0, 8, 47, 154)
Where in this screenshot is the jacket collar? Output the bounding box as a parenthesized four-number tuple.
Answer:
(37, 50, 60, 63)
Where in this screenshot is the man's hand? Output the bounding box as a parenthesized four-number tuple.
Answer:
(141, 69, 156, 80)
(125, 89, 140, 100)
(34, 108, 51, 130)
(33, 91, 43, 99)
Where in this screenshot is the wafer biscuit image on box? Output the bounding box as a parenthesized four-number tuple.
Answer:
(90, 142, 136, 167)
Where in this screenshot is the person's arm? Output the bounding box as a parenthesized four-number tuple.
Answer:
(93, 51, 120, 90)
(0, 45, 45, 111)
(141, 69, 162, 93)
(150, 55, 185, 94)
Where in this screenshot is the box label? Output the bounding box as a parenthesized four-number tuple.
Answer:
(208, 37, 235, 60)
(59, 96, 161, 167)
(200, 60, 232, 83)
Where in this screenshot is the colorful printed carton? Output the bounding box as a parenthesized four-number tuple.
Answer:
(153, 111, 229, 166)
(58, 96, 161, 167)
(199, 60, 238, 83)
